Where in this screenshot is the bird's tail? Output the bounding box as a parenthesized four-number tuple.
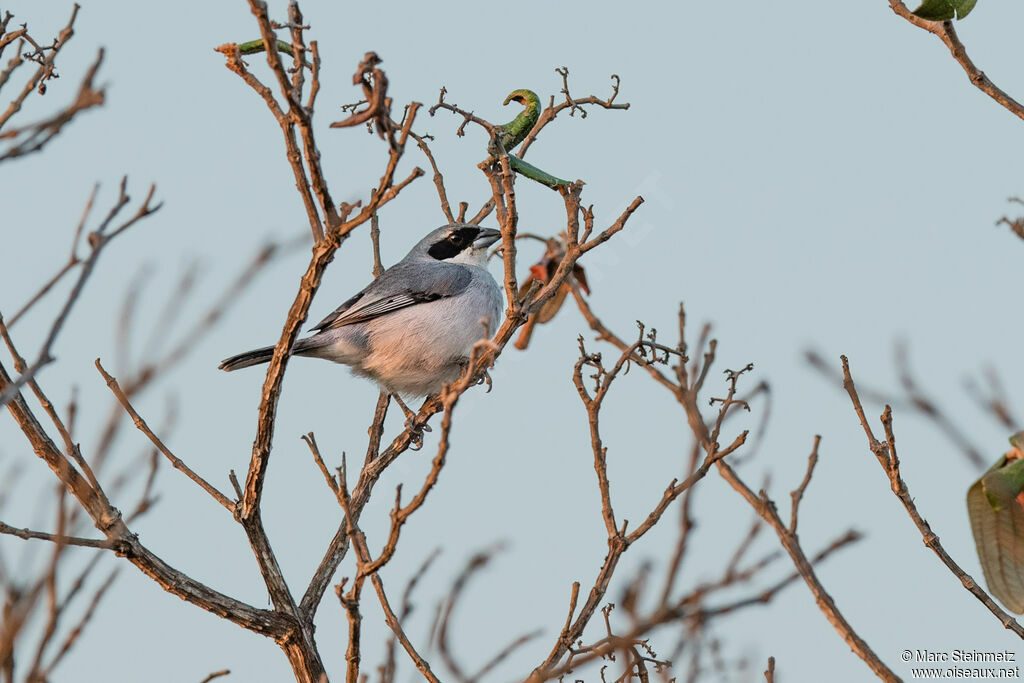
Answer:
(219, 337, 331, 372)
(218, 346, 276, 371)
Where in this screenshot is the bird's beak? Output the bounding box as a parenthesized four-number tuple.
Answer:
(474, 228, 502, 248)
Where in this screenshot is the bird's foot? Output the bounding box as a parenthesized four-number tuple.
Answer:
(391, 394, 431, 449)
(476, 369, 493, 393)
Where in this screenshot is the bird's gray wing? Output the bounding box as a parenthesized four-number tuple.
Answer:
(310, 290, 365, 331)
(311, 262, 472, 332)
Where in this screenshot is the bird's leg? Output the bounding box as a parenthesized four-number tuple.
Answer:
(391, 393, 431, 449)
(453, 355, 494, 393)
(466, 333, 500, 393)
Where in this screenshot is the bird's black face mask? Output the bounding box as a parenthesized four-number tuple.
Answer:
(428, 226, 481, 261)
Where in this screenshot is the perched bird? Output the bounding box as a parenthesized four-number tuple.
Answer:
(220, 224, 503, 397)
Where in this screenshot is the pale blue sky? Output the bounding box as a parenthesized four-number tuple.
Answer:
(3, 1, 1024, 681)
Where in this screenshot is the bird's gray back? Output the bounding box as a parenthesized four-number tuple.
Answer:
(311, 260, 473, 332)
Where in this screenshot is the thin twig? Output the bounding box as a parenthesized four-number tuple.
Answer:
(842, 355, 1024, 638)
(95, 360, 234, 513)
(888, 1, 1024, 121)
(0, 521, 116, 550)
(789, 436, 820, 534)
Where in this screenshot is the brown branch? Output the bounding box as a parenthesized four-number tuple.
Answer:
(0, 361, 293, 641)
(0, 186, 163, 526)
(470, 629, 543, 681)
(468, 198, 495, 225)
(331, 450, 443, 683)
(889, 1, 1024, 121)
(964, 365, 1019, 431)
(141, 241, 289, 384)
(561, 302, 895, 681)
(303, 432, 339, 500)
(517, 69, 629, 158)
(710, 434, 894, 678)
(0, 179, 160, 411)
(378, 548, 439, 683)
(94, 359, 234, 513)
(36, 568, 118, 680)
(218, 0, 324, 241)
(789, 436, 820, 534)
(537, 530, 859, 681)
(370, 212, 384, 278)
(411, 131, 455, 223)
(571, 287, 677, 396)
(438, 546, 503, 683)
(522, 191, 643, 323)
(893, 342, 985, 468)
(87, 239, 290, 490)
(334, 104, 424, 237)
(0, 48, 105, 162)
(428, 87, 497, 138)
(996, 198, 1024, 243)
(0, 4, 79, 132)
(300, 419, 377, 621)
(327, 383, 474, 681)
(300, 164, 643, 626)
(8, 182, 95, 326)
(657, 442, 701, 605)
(238, 98, 425, 526)
(0, 521, 115, 549)
(357, 401, 455, 579)
(370, 574, 441, 683)
(495, 153, 522, 317)
(695, 529, 861, 620)
(841, 355, 1024, 639)
(26, 513, 93, 681)
(237, 111, 423, 665)
(330, 52, 389, 138)
(530, 339, 742, 681)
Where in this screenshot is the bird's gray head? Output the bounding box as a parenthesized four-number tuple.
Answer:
(407, 224, 502, 268)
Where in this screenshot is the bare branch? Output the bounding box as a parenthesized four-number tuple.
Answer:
(94, 359, 234, 513)
(0, 521, 115, 550)
(888, 1, 1024, 121)
(0, 5, 80, 132)
(36, 568, 118, 679)
(0, 359, 293, 640)
(0, 48, 105, 162)
(561, 301, 895, 681)
(789, 436, 820, 534)
(842, 356, 1024, 639)
(0, 180, 160, 410)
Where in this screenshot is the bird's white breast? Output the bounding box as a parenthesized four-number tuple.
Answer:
(356, 267, 502, 395)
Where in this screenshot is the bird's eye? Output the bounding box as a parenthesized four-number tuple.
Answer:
(448, 234, 461, 245)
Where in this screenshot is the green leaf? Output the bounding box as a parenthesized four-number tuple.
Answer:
(982, 459, 1024, 511)
(968, 451, 1024, 613)
(1009, 430, 1024, 452)
(236, 39, 296, 56)
(497, 89, 541, 151)
(912, 0, 978, 21)
(507, 155, 572, 190)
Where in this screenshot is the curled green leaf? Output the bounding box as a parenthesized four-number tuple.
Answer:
(236, 39, 296, 56)
(488, 88, 572, 189)
(498, 89, 541, 151)
(912, 0, 977, 21)
(508, 156, 572, 189)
